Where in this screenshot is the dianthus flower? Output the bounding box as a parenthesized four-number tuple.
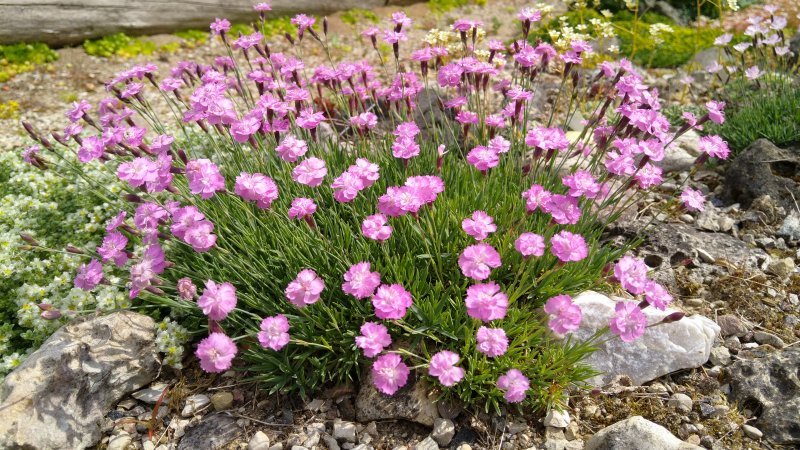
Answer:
(186, 159, 225, 199)
(253, 2, 272, 11)
(542, 195, 582, 225)
(342, 262, 382, 299)
(466, 146, 499, 172)
(258, 315, 291, 351)
(462, 211, 497, 241)
(405, 176, 444, 203)
(355, 322, 392, 358)
(392, 137, 421, 160)
(525, 127, 569, 151)
(544, 294, 582, 335)
(291, 14, 316, 31)
(550, 230, 588, 263)
(348, 158, 380, 188)
(428, 351, 465, 386)
(275, 135, 308, 162)
(698, 135, 730, 160)
(497, 369, 529, 403)
(609, 301, 647, 342)
(350, 112, 378, 130)
(476, 326, 508, 357)
(74, 259, 103, 291)
(171, 206, 205, 240)
(605, 150, 637, 176)
(515, 232, 545, 257)
(488, 136, 510, 154)
(230, 116, 261, 143)
(458, 244, 502, 281)
(465, 282, 508, 322)
(521, 184, 552, 213)
(562, 170, 601, 199)
(332, 171, 365, 203)
(66, 99, 91, 123)
(614, 255, 649, 295)
(705, 101, 725, 125)
(372, 284, 413, 320)
(117, 157, 158, 188)
(177, 278, 197, 300)
(296, 108, 325, 129)
(362, 214, 393, 241)
(285, 269, 325, 307)
(98, 231, 128, 267)
(183, 220, 217, 252)
(393, 121, 420, 139)
(438, 63, 464, 88)
(129, 244, 166, 298)
(635, 163, 663, 189)
(455, 110, 479, 125)
(372, 353, 409, 396)
(644, 280, 672, 311)
(680, 187, 705, 212)
(292, 157, 327, 187)
(195, 332, 237, 373)
(133, 202, 167, 231)
(78, 136, 105, 163)
(288, 197, 317, 220)
(210, 18, 231, 35)
(197, 280, 237, 321)
(234, 172, 279, 209)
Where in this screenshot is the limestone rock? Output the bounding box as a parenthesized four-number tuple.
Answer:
(571, 291, 719, 386)
(777, 211, 800, 241)
(356, 374, 439, 426)
(722, 139, 800, 212)
(0, 312, 158, 450)
(726, 348, 800, 445)
(431, 418, 455, 447)
(177, 414, 241, 450)
(585, 416, 702, 450)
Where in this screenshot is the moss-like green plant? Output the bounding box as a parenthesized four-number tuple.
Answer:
(0, 42, 58, 82)
(341, 9, 380, 26)
(174, 29, 209, 46)
(429, 0, 486, 14)
(83, 33, 157, 58)
(615, 19, 719, 67)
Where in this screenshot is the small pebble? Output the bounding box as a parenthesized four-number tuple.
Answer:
(249, 431, 270, 450)
(210, 391, 234, 411)
(667, 393, 693, 414)
(742, 424, 763, 440)
(431, 418, 455, 446)
(543, 409, 570, 428)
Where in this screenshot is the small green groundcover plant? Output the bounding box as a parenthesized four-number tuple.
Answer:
(700, 4, 800, 153)
(19, 3, 730, 412)
(0, 42, 59, 82)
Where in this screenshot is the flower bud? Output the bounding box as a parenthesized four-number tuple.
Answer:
(41, 309, 62, 320)
(660, 312, 685, 324)
(65, 245, 84, 254)
(19, 233, 39, 246)
(124, 194, 143, 203)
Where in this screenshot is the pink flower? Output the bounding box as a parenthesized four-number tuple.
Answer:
(515, 232, 545, 257)
(455, 110, 479, 125)
(462, 211, 497, 241)
(614, 255, 649, 295)
(550, 231, 588, 263)
(258, 315, 291, 351)
(195, 332, 237, 373)
(230, 116, 261, 143)
(332, 171, 365, 203)
(698, 135, 730, 160)
(177, 278, 197, 300)
(275, 135, 308, 162)
(184, 220, 217, 253)
(745, 66, 762, 80)
(476, 326, 508, 357)
(348, 158, 380, 188)
(292, 157, 327, 187)
(465, 282, 508, 322)
(198, 280, 237, 321)
(497, 369, 529, 403)
(66, 99, 91, 123)
(342, 262, 381, 299)
(521, 184, 552, 213)
(438, 63, 464, 88)
(254, 3, 272, 12)
(428, 351, 465, 386)
(134, 202, 168, 230)
(635, 163, 663, 189)
(74, 259, 103, 290)
(517, 7, 542, 22)
(705, 101, 725, 125)
(210, 18, 231, 35)
(129, 244, 166, 298)
(234, 172, 279, 209)
(562, 170, 601, 199)
(97, 231, 128, 267)
(171, 206, 205, 240)
(680, 187, 705, 212)
(392, 137, 421, 160)
(288, 197, 317, 220)
(285, 269, 325, 307)
(644, 280, 672, 310)
(291, 14, 316, 31)
(372, 353, 410, 395)
(350, 112, 378, 129)
(544, 294, 582, 335)
(393, 122, 420, 138)
(405, 176, 444, 203)
(609, 301, 647, 342)
(458, 244, 502, 281)
(296, 108, 325, 129)
(186, 159, 225, 199)
(117, 157, 158, 188)
(488, 136, 511, 154)
(77, 136, 105, 163)
(542, 195, 582, 225)
(362, 214, 393, 241)
(466, 146, 499, 172)
(106, 211, 127, 232)
(355, 322, 392, 358)
(525, 127, 569, 151)
(22, 145, 40, 165)
(372, 284, 413, 320)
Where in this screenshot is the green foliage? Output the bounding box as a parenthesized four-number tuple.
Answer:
(615, 20, 719, 67)
(232, 16, 296, 40)
(83, 33, 157, 58)
(0, 101, 19, 119)
(174, 29, 209, 45)
(705, 81, 800, 153)
(341, 9, 380, 26)
(0, 42, 58, 82)
(428, 0, 486, 14)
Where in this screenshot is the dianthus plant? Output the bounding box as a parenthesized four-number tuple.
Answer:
(19, 4, 728, 412)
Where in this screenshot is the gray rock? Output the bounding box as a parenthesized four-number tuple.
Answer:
(767, 257, 796, 279)
(667, 393, 693, 414)
(431, 418, 455, 447)
(690, 47, 731, 69)
(658, 130, 699, 173)
(722, 139, 800, 212)
(709, 347, 731, 366)
(0, 312, 158, 450)
(571, 291, 719, 386)
(178, 414, 241, 450)
(727, 347, 800, 445)
(752, 331, 786, 349)
(742, 424, 763, 440)
(322, 434, 340, 450)
(108, 432, 133, 450)
(543, 409, 571, 428)
(182, 394, 211, 417)
(651, 0, 687, 26)
(356, 374, 439, 426)
(249, 431, 271, 450)
(133, 383, 170, 404)
(210, 391, 234, 411)
(716, 315, 747, 337)
(333, 419, 357, 443)
(585, 416, 701, 450)
(416, 436, 439, 450)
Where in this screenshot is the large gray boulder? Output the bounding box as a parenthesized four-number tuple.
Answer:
(586, 416, 702, 450)
(722, 139, 800, 212)
(0, 311, 159, 450)
(571, 291, 719, 386)
(356, 373, 440, 426)
(726, 348, 800, 445)
(0, 0, 412, 47)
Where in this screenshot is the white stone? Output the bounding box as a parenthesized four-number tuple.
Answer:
(108, 432, 133, 450)
(543, 409, 571, 428)
(333, 419, 357, 443)
(181, 394, 211, 417)
(416, 437, 439, 450)
(431, 418, 455, 446)
(249, 431, 271, 450)
(571, 291, 719, 386)
(667, 393, 693, 414)
(132, 383, 171, 404)
(586, 416, 702, 450)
